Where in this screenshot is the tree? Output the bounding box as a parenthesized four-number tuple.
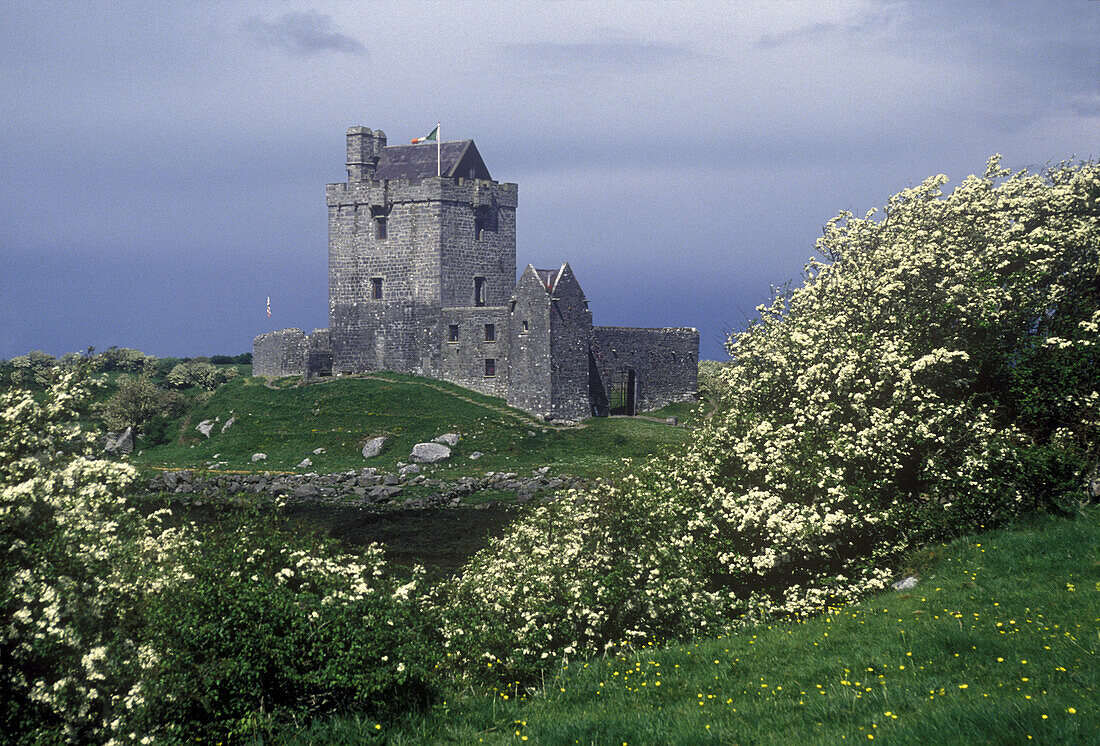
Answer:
(101, 374, 184, 432)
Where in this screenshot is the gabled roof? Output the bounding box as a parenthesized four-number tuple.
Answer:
(373, 140, 492, 181)
(534, 268, 561, 292)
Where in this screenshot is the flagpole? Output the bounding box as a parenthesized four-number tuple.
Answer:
(436, 121, 441, 177)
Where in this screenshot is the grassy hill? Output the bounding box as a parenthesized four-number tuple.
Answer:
(129, 373, 699, 479)
(291, 510, 1100, 745)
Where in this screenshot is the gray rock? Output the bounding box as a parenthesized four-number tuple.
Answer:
(411, 442, 451, 463)
(163, 472, 178, 489)
(666, 416, 679, 426)
(196, 420, 216, 438)
(293, 484, 320, 499)
(296, 458, 312, 468)
(251, 452, 267, 462)
(105, 427, 134, 455)
(382, 474, 401, 486)
(220, 416, 237, 434)
(312, 447, 325, 455)
(892, 576, 919, 591)
(399, 463, 421, 475)
(433, 432, 461, 446)
(469, 451, 483, 460)
(361, 436, 387, 459)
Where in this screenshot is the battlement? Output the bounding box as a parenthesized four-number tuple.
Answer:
(326, 178, 518, 208)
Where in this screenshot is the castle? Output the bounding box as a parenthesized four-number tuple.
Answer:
(253, 126, 698, 421)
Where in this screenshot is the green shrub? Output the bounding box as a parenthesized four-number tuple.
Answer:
(97, 346, 155, 374)
(166, 360, 238, 390)
(209, 353, 252, 365)
(101, 374, 185, 433)
(9, 350, 56, 386)
(696, 359, 731, 405)
(152, 356, 180, 379)
(134, 517, 436, 741)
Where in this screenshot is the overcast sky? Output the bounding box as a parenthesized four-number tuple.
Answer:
(1, 0, 1096, 362)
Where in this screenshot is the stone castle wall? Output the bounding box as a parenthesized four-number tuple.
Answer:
(547, 266, 594, 421)
(440, 305, 511, 397)
(591, 327, 699, 412)
(253, 328, 307, 378)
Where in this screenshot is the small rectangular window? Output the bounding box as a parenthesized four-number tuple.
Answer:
(374, 217, 387, 240)
(484, 358, 496, 377)
(474, 276, 486, 307)
(484, 323, 495, 342)
(448, 324, 459, 342)
(522, 320, 529, 332)
(371, 278, 384, 300)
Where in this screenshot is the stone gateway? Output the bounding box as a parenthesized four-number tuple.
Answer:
(254, 126, 698, 420)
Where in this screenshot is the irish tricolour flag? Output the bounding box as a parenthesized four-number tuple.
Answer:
(411, 124, 439, 144)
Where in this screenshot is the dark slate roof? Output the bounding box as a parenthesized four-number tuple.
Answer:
(373, 140, 492, 181)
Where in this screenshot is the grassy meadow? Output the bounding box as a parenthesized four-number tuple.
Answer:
(290, 510, 1099, 745)
(127, 372, 700, 479)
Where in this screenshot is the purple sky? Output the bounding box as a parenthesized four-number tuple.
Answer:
(2, 1, 1096, 362)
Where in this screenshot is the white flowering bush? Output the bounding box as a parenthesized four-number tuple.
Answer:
(166, 360, 237, 390)
(1, 368, 147, 741)
(1, 370, 436, 742)
(438, 157, 1098, 683)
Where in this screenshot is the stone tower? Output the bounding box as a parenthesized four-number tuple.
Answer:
(326, 126, 518, 377)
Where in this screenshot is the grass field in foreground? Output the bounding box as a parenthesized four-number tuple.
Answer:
(129, 374, 699, 479)
(288, 510, 1099, 745)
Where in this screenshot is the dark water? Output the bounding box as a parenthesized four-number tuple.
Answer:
(284, 503, 520, 577)
(161, 501, 520, 579)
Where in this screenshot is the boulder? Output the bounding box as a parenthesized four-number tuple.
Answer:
(196, 420, 216, 438)
(312, 447, 325, 455)
(469, 451, 483, 460)
(220, 416, 236, 434)
(292, 484, 320, 499)
(892, 576, 919, 591)
(411, 442, 451, 463)
(105, 427, 134, 455)
(361, 436, 387, 459)
(399, 463, 421, 475)
(251, 452, 267, 462)
(433, 433, 461, 446)
(296, 458, 312, 469)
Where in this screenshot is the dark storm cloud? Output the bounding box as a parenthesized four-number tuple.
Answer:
(507, 34, 709, 72)
(241, 11, 366, 57)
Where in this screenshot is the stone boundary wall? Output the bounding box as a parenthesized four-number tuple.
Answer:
(253, 328, 307, 378)
(591, 326, 699, 412)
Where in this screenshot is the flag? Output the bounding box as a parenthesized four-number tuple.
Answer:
(266, 296, 271, 318)
(411, 125, 438, 144)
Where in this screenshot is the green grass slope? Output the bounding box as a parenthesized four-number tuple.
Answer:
(130, 374, 697, 478)
(295, 511, 1099, 745)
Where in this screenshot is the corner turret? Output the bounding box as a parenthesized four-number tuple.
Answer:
(346, 126, 387, 182)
